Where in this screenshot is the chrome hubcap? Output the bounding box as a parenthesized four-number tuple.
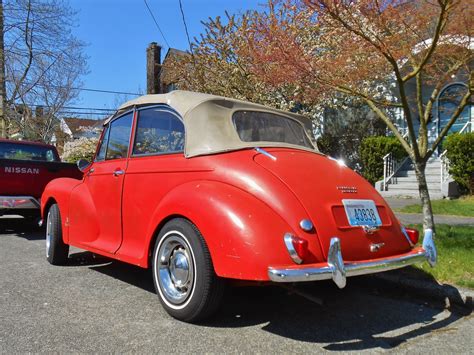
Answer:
(157, 234, 194, 305)
(46, 210, 52, 258)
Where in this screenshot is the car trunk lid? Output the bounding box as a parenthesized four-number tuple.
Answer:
(253, 149, 411, 261)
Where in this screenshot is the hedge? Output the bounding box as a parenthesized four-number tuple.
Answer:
(444, 132, 474, 194)
(360, 136, 406, 185)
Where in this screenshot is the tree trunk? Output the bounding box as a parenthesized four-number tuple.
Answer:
(0, 0, 6, 138)
(413, 161, 436, 233)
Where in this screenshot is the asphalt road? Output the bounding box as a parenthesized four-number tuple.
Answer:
(1, 217, 473, 353)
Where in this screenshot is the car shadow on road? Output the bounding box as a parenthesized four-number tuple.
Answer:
(0, 217, 44, 240)
(206, 281, 469, 351)
(79, 253, 156, 293)
(84, 257, 470, 351)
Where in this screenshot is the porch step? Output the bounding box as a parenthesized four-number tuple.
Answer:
(391, 176, 440, 184)
(382, 158, 445, 198)
(379, 190, 444, 200)
(388, 183, 442, 192)
(398, 170, 440, 178)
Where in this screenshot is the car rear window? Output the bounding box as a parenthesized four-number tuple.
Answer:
(0, 142, 58, 162)
(232, 111, 313, 149)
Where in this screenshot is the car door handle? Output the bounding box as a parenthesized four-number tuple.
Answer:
(113, 169, 124, 176)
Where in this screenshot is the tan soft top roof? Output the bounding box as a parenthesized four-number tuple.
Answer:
(116, 90, 319, 158)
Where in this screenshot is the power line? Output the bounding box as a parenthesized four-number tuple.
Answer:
(58, 111, 111, 116)
(178, 0, 193, 55)
(143, 0, 170, 48)
(25, 103, 116, 112)
(70, 87, 140, 96)
(5, 79, 141, 96)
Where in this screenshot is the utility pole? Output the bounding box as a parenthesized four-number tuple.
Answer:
(0, 0, 6, 138)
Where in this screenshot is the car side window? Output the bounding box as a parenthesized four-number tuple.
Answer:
(106, 112, 133, 160)
(133, 108, 185, 156)
(95, 125, 110, 162)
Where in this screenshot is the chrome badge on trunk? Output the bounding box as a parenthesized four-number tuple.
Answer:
(337, 186, 357, 193)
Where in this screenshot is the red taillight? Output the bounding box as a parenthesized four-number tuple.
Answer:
(291, 235, 309, 262)
(405, 227, 419, 245)
(284, 234, 309, 264)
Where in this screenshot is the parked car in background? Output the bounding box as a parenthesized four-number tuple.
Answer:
(41, 91, 437, 322)
(0, 139, 82, 220)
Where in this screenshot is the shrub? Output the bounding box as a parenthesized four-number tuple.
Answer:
(360, 136, 406, 185)
(444, 132, 474, 194)
(317, 132, 362, 172)
(61, 137, 99, 163)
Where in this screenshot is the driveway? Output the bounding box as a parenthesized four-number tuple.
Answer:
(0, 217, 472, 353)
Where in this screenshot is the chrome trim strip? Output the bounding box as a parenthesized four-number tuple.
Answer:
(401, 226, 415, 247)
(0, 196, 40, 210)
(283, 233, 303, 264)
(269, 235, 437, 288)
(255, 147, 277, 161)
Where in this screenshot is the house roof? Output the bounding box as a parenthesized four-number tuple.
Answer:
(63, 118, 104, 136)
(163, 48, 189, 62)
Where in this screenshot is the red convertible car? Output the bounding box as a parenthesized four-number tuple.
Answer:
(41, 91, 437, 322)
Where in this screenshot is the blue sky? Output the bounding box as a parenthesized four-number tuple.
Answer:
(69, 0, 264, 116)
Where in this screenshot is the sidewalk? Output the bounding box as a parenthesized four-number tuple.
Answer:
(384, 197, 474, 226)
(396, 213, 474, 226)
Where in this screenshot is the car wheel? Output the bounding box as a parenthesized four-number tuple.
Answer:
(46, 204, 69, 265)
(152, 218, 225, 322)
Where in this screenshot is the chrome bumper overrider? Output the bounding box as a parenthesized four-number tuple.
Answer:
(0, 196, 40, 210)
(268, 230, 437, 288)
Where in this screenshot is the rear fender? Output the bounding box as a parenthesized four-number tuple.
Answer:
(41, 178, 83, 243)
(142, 181, 300, 281)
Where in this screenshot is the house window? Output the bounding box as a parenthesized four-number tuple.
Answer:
(438, 83, 472, 135)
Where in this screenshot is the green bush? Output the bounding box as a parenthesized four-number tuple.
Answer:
(360, 136, 406, 185)
(444, 132, 474, 194)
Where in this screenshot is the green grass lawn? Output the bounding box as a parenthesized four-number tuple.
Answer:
(397, 196, 474, 217)
(411, 224, 474, 289)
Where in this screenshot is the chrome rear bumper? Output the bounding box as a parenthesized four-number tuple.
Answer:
(268, 230, 437, 288)
(0, 196, 40, 210)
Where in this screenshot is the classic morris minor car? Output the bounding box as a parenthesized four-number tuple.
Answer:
(41, 91, 437, 322)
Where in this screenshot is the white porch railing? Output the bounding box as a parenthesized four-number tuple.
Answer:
(382, 153, 409, 191)
(440, 121, 472, 190)
(382, 132, 409, 191)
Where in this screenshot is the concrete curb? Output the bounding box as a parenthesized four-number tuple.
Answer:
(371, 271, 473, 310)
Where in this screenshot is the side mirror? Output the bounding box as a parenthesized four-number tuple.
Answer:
(77, 159, 91, 172)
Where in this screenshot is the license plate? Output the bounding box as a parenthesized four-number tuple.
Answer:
(342, 199, 382, 227)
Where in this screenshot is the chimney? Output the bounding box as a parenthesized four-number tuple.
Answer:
(146, 42, 162, 94)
